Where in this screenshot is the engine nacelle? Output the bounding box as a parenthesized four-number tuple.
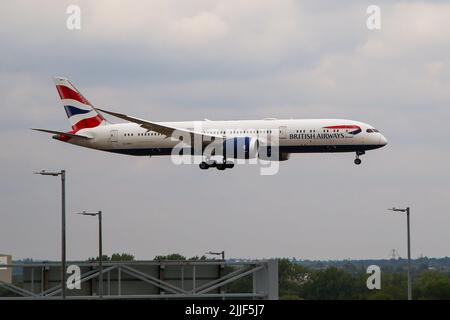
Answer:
(279, 152, 290, 161)
(222, 137, 259, 159)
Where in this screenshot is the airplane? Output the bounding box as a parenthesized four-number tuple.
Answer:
(33, 77, 388, 170)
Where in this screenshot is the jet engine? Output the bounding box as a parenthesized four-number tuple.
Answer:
(222, 137, 259, 159)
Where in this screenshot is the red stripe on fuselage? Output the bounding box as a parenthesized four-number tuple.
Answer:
(56, 85, 91, 105)
(72, 115, 103, 132)
(323, 125, 360, 129)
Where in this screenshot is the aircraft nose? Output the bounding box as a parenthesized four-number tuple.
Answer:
(379, 134, 388, 146)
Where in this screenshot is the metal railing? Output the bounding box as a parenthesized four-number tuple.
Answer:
(0, 260, 278, 300)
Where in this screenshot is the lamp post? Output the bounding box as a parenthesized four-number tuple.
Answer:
(388, 207, 412, 300)
(205, 251, 225, 260)
(77, 210, 103, 298)
(34, 170, 66, 299)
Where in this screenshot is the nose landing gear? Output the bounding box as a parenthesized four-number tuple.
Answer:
(199, 159, 234, 170)
(354, 151, 365, 165)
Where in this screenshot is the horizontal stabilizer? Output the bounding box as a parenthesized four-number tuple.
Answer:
(31, 128, 93, 139)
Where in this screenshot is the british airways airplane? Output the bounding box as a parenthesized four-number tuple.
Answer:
(33, 77, 388, 170)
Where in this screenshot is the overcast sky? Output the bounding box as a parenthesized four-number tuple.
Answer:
(1, 0, 449, 261)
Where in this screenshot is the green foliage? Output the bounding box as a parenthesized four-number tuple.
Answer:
(281, 294, 303, 300)
(278, 258, 308, 299)
(277, 259, 450, 300)
(187, 255, 208, 261)
(88, 253, 135, 262)
(415, 270, 450, 300)
(0, 286, 20, 297)
(111, 253, 135, 261)
(301, 267, 363, 299)
(153, 253, 208, 261)
(154, 253, 186, 261)
(366, 272, 407, 300)
(223, 271, 253, 293)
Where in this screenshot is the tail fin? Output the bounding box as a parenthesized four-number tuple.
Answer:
(53, 77, 107, 132)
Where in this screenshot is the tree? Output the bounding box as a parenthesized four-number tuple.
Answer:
(154, 253, 186, 261)
(366, 272, 407, 300)
(111, 253, 135, 261)
(188, 255, 208, 261)
(154, 254, 208, 261)
(415, 270, 450, 300)
(278, 259, 309, 299)
(301, 267, 361, 299)
(88, 253, 134, 262)
(88, 255, 111, 262)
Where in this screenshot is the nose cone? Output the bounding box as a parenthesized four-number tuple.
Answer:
(379, 134, 388, 146)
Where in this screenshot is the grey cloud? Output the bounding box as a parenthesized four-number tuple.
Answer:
(0, 1, 449, 260)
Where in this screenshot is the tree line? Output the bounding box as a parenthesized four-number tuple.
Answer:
(227, 258, 450, 299)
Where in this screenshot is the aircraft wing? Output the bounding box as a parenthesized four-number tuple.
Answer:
(97, 108, 223, 146)
(31, 128, 93, 139)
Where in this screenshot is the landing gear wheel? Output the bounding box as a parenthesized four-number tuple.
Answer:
(354, 158, 362, 165)
(207, 160, 217, 168)
(216, 164, 226, 170)
(199, 162, 209, 170)
(225, 162, 234, 169)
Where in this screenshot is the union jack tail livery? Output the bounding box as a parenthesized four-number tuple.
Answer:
(53, 77, 107, 132)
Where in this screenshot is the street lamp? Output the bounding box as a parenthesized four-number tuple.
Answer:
(205, 251, 225, 260)
(77, 210, 103, 298)
(388, 207, 412, 300)
(34, 170, 66, 299)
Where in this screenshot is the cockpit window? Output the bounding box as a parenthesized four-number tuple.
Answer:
(366, 128, 380, 133)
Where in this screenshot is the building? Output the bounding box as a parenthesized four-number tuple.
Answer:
(0, 254, 12, 284)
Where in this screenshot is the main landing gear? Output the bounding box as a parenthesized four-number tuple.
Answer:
(199, 159, 235, 170)
(354, 151, 365, 165)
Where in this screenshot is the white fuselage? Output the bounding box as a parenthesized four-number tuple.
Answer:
(65, 118, 387, 157)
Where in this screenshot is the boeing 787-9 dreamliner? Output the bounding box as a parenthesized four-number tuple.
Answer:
(33, 77, 388, 170)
